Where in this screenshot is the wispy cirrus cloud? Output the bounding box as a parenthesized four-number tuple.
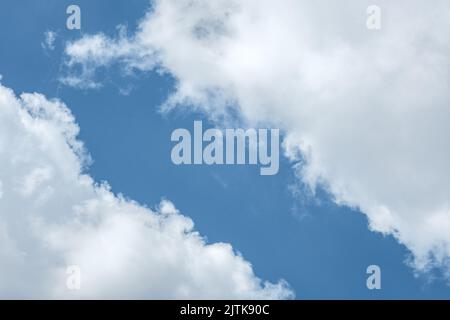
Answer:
(41, 30, 57, 52)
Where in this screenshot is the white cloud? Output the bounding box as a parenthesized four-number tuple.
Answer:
(42, 31, 57, 51)
(63, 0, 450, 277)
(61, 25, 156, 89)
(0, 81, 292, 299)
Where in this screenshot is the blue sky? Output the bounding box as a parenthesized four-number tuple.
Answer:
(1, 0, 450, 299)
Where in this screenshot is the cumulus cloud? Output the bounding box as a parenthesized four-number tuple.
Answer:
(0, 81, 292, 299)
(62, 0, 450, 276)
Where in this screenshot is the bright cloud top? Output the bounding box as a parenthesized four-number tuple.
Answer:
(0, 81, 292, 299)
(63, 0, 450, 277)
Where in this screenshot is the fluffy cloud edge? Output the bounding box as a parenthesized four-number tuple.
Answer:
(0, 80, 293, 299)
(60, 0, 450, 280)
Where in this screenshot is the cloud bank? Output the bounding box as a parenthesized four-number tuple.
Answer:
(63, 0, 450, 276)
(0, 81, 292, 299)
